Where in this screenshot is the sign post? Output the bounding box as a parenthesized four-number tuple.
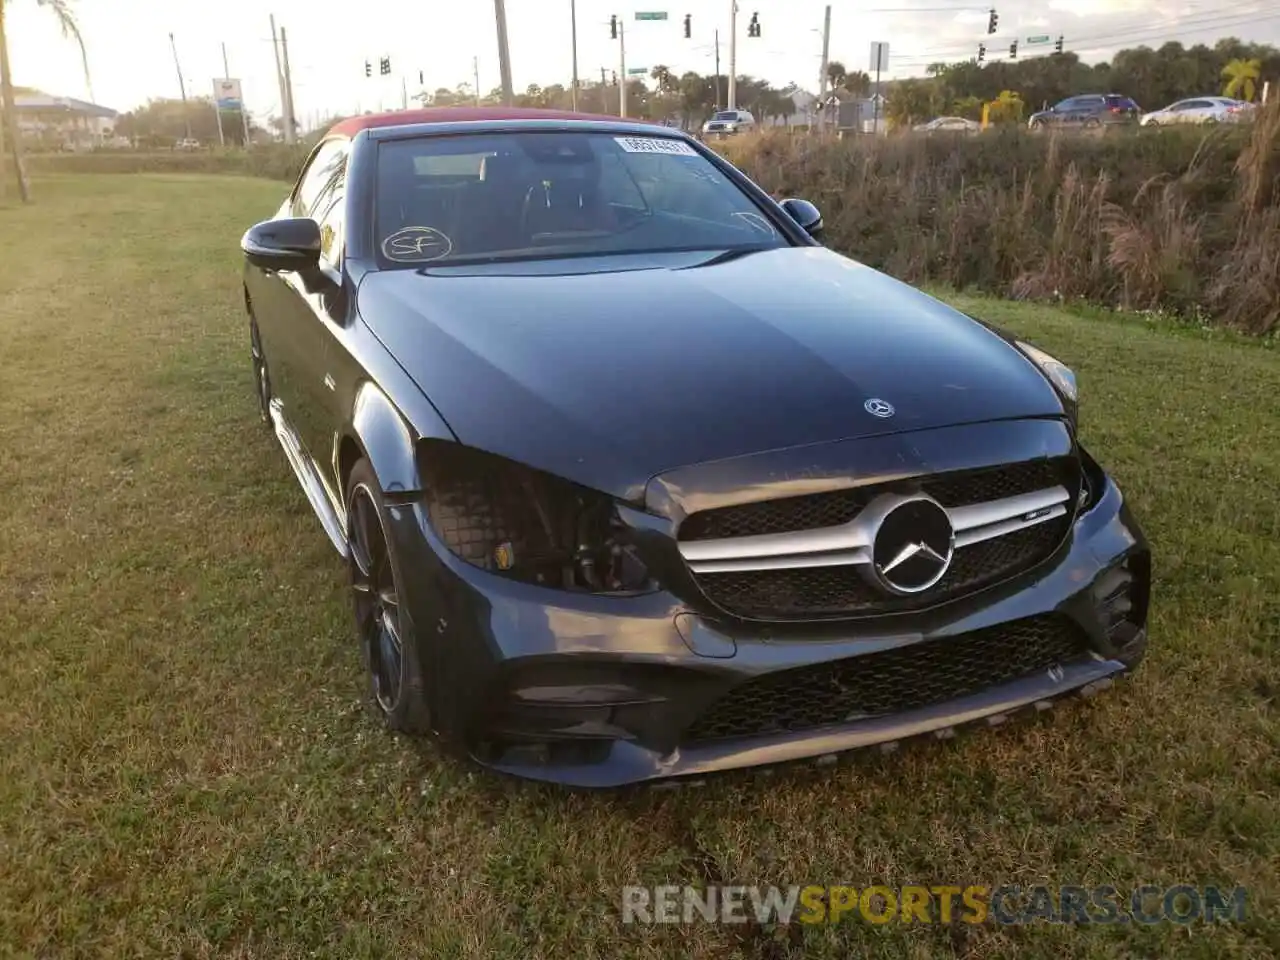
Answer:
(869, 42, 889, 133)
(213, 78, 245, 147)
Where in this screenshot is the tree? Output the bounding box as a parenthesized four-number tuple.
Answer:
(986, 89, 1026, 125)
(1222, 58, 1262, 101)
(886, 78, 940, 128)
(843, 70, 872, 98)
(1, 0, 92, 202)
(825, 60, 847, 94)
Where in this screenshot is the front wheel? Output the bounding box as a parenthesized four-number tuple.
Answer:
(346, 459, 431, 734)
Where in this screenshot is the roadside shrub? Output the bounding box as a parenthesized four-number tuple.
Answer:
(723, 110, 1280, 334)
(25, 144, 313, 183)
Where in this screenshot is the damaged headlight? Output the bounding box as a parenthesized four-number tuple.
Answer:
(1016, 340, 1078, 424)
(417, 440, 654, 594)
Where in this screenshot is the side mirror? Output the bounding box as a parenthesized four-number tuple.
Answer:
(780, 198, 824, 240)
(241, 217, 322, 273)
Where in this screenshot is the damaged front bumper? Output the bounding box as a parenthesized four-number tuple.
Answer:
(382, 462, 1150, 788)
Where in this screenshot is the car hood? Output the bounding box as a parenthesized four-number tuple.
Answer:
(356, 247, 1065, 502)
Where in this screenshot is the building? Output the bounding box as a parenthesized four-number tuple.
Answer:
(834, 94, 889, 133)
(11, 93, 120, 150)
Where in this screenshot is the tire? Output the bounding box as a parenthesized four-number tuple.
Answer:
(1083, 118, 1101, 130)
(345, 458, 432, 734)
(248, 312, 272, 426)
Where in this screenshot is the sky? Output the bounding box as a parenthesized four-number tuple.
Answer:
(7, 0, 1277, 124)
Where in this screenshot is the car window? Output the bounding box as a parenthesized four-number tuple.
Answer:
(374, 131, 788, 268)
(1184, 100, 1213, 110)
(293, 140, 348, 217)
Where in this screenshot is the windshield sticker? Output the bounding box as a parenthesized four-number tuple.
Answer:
(382, 226, 453, 262)
(613, 136, 699, 156)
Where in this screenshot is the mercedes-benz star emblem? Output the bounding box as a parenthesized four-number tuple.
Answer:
(864, 398, 895, 419)
(870, 496, 955, 594)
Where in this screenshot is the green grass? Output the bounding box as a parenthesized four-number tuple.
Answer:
(1, 175, 1277, 959)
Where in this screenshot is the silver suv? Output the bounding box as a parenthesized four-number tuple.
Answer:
(701, 109, 757, 138)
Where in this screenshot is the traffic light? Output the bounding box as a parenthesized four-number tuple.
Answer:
(684, 13, 691, 38)
(364, 60, 371, 77)
(747, 12, 760, 38)
(987, 8, 998, 34)
(380, 57, 391, 76)
(977, 43, 986, 62)
(1054, 35, 1064, 54)
(1009, 40, 1017, 59)
(612, 70, 618, 85)
(610, 14, 617, 39)
(419, 70, 424, 84)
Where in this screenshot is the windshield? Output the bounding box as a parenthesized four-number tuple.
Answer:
(712, 111, 740, 121)
(374, 131, 787, 267)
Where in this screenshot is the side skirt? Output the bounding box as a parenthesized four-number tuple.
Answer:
(269, 398, 349, 558)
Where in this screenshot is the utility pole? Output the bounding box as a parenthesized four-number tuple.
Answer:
(280, 26, 297, 142)
(714, 30, 722, 108)
(817, 5, 831, 131)
(473, 57, 482, 105)
(168, 32, 193, 141)
(570, 0, 580, 111)
(493, 0, 515, 106)
(269, 16, 286, 137)
(618, 16, 628, 118)
(728, 0, 738, 109)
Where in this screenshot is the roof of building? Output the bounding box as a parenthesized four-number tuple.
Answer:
(14, 93, 118, 118)
(328, 106, 661, 137)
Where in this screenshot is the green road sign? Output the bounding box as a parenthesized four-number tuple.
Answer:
(635, 12, 668, 20)
(627, 66, 648, 75)
(1026, 35, 1051, 44)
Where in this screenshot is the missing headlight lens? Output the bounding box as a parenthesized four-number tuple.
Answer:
(418, 441, 653, 594)
(1015, 340, 1078, 403)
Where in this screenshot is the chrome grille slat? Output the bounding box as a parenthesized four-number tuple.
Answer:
(678, 458, 1080, 620)
(681, 485, 1069, 574)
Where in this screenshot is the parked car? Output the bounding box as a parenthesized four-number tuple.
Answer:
(1140, 96, 1254, 126)
(701, 109, 756, 138)
(1028, 94, 1141, 130)
(240, 106, 1151, 787)
(913, 116, 981, 133)
(175, 137, 201, 150)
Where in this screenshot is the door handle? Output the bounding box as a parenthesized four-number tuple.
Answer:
(323, 374, 336, 391)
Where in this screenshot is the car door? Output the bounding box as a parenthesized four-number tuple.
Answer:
(1050, 97, 1081, 126)
(255, 138, 349, 464)
(280, 153, 351, 480)
(253, 136, 348, 435)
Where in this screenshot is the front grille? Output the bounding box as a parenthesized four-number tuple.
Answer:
(680, 457, 1078, 621)
(683, 614, 1088, 743)
(696, 517, 1069, 620)
(679, 459, 1067, 542)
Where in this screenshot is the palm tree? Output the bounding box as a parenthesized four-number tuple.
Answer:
(1, 0, 91, 203)
(1221, 58, 1261, 102)
(825, 60, 847, 95)
(844, 70, 872, 99)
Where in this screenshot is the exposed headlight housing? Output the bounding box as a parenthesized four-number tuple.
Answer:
(1015, 340, 1078, 427)
(417, 441, 654, 594)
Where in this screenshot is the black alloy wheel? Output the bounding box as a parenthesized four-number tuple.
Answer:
(345, 459, 430, 732)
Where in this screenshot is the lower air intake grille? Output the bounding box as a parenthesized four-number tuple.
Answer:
(683, 614, 1088, 743)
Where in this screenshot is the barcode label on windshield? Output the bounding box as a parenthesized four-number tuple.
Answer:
(614, 136, 698, 156)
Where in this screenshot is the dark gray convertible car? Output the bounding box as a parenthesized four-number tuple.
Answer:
(240, 107, 1150, 786)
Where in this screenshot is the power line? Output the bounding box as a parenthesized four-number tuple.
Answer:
(894, 0, 1269, 59)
